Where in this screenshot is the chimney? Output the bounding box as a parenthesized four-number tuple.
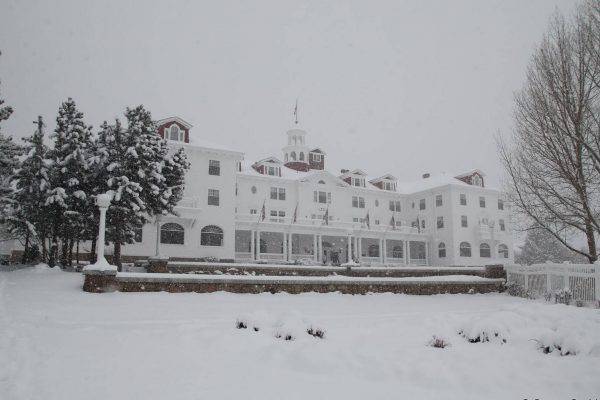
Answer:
(422, 173, 430, 179)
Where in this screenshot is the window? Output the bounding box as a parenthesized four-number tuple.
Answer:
(459, 242, 471, 257)
(168, 124, 184, 141)
(270, 187, 285, 200)
(421, 219, 425, 229)
(160, 223, 184, 245)
(480, 243, 491, 258)
(472, 174, 483, 187)
(208, 160, 220, 176)
(499, 219, 505, 231)
(250, 209, 257, 215)
(270, 210, 277, 217)
(383, 181, 395, 191)
(498, 244, 509, 259)
(438, 242, 446, 258)
(375, 219, 380, 225)
(133, 225, 143, 243)
(208, 189, 219, 206)
(460, 193, 467, 206)
(498, 199, 504, 210)
(284, 153, 289, 162)
(314, 191, 330, 204)
(352, 196, 365, 208)
(368, 244, 380, 257)
(375, 199, 379, 207)
(353, 177, 364, 187)
(437, 216, 444, 229)
(251, 186, 257, 194)
(419, 199, 426, 210)
(291, 151, 296, 161)
(312, 153, 322, 162)
(392, 245, 403, 258)
(461, 215, 468, 227)
(436, 194, 443, 207)
(299, 152, 304, 161)
(389, 200, 401, 212)
(200, 225, 223, 246)
(479, 196, 486, 208)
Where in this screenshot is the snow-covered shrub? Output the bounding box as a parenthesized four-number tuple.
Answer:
(532, 329, 585, 356)
(235, 319, 247, 329)
(544, 291, 553, 302)
(307, 326, 325, 339)
(275, 332, 294, 341)
(458, 317, 508, 344)
(554, 288, 572, 305)
(428, 335, 450, 348)
(575, 300, 584, 307)
(505, 281, 526, 297)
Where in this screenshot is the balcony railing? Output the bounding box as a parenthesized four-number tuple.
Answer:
(235, 214, 428, 235)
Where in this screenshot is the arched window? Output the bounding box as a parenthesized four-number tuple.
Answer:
(290, 151, 297, 161)
(284, 153, 289, 162)
(438, 242, 446, 258)
(160, 223, 184, 245)
(498, 244, 509, 259)
(201, 225, 223, 246)
(480, 243, 491, 258)
(299, 152, 305, 161)
(459, 242, 471, 257)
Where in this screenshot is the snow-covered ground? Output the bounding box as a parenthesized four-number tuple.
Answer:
(1, 265, 599, 400)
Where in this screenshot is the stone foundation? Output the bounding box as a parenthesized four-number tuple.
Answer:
(82, 269, 118, 293)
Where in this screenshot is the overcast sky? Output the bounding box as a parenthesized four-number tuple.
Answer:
(0, 0, 580, 187)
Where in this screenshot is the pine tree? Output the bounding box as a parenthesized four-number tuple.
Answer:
(515, 224, 587, 265)
(95, 119, 146, 269)
(45, 98, 93, 267)
(0, 73, 21, 225)
(9, 116, 50, 262)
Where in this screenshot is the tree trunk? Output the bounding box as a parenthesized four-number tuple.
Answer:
(90, 237, 97, 264)
(76, 240, 80, 268)
(21, 230, 30, 264)
(41, 235, 47, 263)
(114, 241, 122, 272)
(585, 220, 598, 263)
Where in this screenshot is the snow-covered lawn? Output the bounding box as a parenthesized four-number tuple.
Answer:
(1, 266, 599, 400)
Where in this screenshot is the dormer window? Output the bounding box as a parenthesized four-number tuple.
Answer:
(169, 124, 185, 142)
(383, 181, 396, 191)
(352, 177, 365, 187)
(472, 174, 483, 187)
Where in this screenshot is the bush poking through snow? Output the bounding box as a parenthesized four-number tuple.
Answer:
(275, 332, 294, 341)
(458, 317, 509, 344)
(307, 327, 325, 339)
(428, 336, 450, 348)
(236, 320, 247, 329)
(532, 339, 577, 356)
(554, 289, 572, 305)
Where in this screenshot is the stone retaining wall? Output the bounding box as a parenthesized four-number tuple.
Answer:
(83, 272, 505, 295)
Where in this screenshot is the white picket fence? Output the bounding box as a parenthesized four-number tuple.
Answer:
(505, 263, 600, 302)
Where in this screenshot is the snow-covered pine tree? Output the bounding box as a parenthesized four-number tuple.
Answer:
(9, 116, 50, 262)
(515, 224, 587, 265)
(95, 119, 146, 269)
(0, 75, 21, 226)
(45, 98, 93, 267)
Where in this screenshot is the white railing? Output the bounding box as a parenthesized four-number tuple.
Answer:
(234, 252, 253, 262)
(235, 214, 428, 235)
(506, 263, 599, 302)
(409, 258, 428, 266)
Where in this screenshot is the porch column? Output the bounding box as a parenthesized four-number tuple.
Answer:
(404, 240, 409, 265)
(357, 236, 362, 262)
(313, 234, 318, 262)
(282, 231, 288, 262)
(379, 238, 384, 264)
(317, 235, 323, 263)
(382, 238, 387, 264)
(256, 230, 261, 261)
(287, 233, 292, 261)
(250, 230, 255, 261)
(425, 241, 429, 266)
(347, 235, 352, 263)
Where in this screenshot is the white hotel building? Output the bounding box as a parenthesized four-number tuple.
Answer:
(112, 116, 514, 267)
(0, 116, 514, 266)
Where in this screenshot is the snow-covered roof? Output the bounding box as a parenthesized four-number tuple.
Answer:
(455, 169, 486, 178)
(395, 172, 473, 194)
(370, 173, 398, 183)
(156, 116, 193, 130)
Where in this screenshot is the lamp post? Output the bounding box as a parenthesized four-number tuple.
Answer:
(84, 192, 115, 272)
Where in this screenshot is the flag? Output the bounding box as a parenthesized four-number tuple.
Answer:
(259, 200, 266, 222)
(390, 214, 396, 230)
(323, 207, 329, 226)
(292, 202, 298, 224)
(365, 211, 370, 229)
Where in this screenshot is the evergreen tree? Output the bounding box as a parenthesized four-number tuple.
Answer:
(515, 224, 587, 265)
(9, 116, 50, 262)
(0, 72, 21, 224)
(45, 98, 93, 267)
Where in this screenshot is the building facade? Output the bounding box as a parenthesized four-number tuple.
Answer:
(1, 116, 514, 267)
(119, 117, 513, 266)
